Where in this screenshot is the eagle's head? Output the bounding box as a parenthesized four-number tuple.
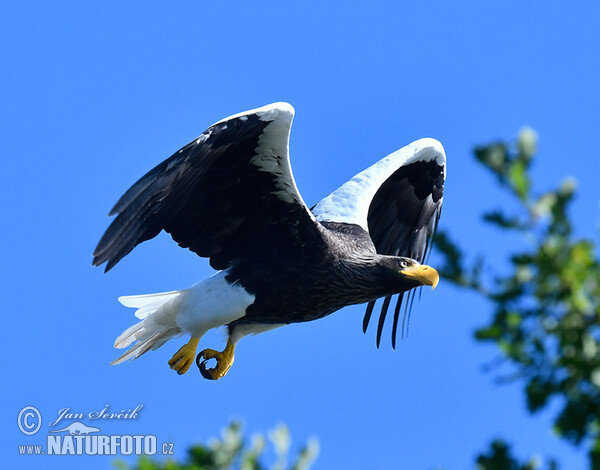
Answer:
(387, 257, 439, 291)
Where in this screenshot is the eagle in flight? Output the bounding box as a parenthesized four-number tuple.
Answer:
(93, 102, 446, 380)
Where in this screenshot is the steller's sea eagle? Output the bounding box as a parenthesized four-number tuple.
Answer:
(93, 102, 445, 380)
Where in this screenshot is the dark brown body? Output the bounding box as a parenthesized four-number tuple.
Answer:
(227, 222, 421, 335)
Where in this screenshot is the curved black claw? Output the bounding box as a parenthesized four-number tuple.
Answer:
(196, 352, 217, 380)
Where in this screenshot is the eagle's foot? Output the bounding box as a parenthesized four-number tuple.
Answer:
(168, 336, 199, 375)
(196, 339, 235, 380)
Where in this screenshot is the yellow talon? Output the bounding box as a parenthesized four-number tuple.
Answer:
(196, 338, 235, 380)
(168, 336, 199, 375)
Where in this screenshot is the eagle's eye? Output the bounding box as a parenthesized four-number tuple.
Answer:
(400, 260, 408, 268)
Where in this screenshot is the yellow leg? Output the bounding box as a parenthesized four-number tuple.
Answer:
(168, 336, 199, 375)
(196, 338, 236, 380)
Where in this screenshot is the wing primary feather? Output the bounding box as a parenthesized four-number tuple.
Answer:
(363, 301, 376, 333)
(391, 292, 405, 350)
(401, 290, 412, 339)
(376, 296, 392, 348)
(405, 289, 418, 338)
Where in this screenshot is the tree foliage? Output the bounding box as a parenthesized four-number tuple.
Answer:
(474, 439, 548, 470)
(114, 421, 319, 470)
(436, 128, 600, 467)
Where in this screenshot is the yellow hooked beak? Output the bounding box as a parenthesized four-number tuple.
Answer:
(401, 264, 439, 290)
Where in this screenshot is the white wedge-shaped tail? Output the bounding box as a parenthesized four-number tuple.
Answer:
(111, 271, 256, 365)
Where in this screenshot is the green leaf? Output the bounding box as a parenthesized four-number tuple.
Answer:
(509, 159, 530, 200)
(483, 210, 527, 230)
(525, 378, 553, 412)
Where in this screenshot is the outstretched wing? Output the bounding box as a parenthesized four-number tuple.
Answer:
(312, 138, 446, 347)
(93, 102, 323, 272)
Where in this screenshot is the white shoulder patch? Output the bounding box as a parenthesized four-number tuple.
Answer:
(312, 138, 446, 231)
(216, 102, 311, 210)
(250, 105, 298, 204)
(207, 102, 316, 221)
(213, 102, 295, 126)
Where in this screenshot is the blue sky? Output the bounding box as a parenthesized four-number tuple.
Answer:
(3, 1, 599, 468)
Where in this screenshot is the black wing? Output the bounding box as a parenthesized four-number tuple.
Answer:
(93, 103, 324, 273)
(364, 158, 445, 347)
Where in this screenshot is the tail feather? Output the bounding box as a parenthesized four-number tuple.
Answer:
(114, 322, 144, 349)
(111, 328, 181, 365)
(118, 291, 180, 319)
(112, 290, 185, 365)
